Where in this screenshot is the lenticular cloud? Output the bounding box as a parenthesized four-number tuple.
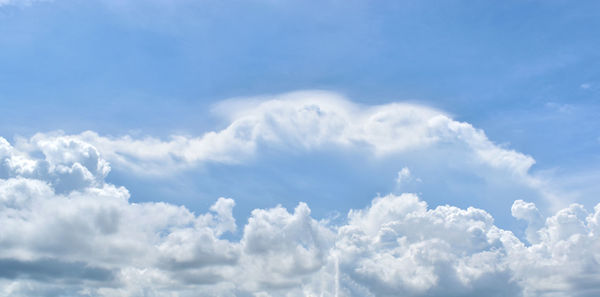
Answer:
(1, 132, 600, 297)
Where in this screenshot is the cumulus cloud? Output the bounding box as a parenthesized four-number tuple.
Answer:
(1, 135, 109, 193)
(1, 134, 599, 297)
(512, 200, 544, 244)
(336, 194, 520, 297)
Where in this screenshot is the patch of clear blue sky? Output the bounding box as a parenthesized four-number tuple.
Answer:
(1, 0, 599, 229)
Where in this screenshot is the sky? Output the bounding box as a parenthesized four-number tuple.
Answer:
(0, 0, 599, 296)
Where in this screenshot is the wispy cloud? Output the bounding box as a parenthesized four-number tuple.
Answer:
(0, 0, 48, 7)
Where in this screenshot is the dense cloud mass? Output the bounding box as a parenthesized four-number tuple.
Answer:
(1, 130, 600, 297)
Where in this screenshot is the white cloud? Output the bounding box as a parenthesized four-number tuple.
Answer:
(396, 167, 412, 184)
(1, 134, 599, 296)
(18, 91, 563, 213)
(336, 194, 519, 296)
(43, 91, 533, 177)
(512, 200, 544, 244)
(1, 135, 109, 194)
(10, 92, 569, 227)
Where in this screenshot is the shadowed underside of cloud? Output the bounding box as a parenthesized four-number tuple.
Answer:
(1, 94, 600, 296)
(0, 258, 115, 282)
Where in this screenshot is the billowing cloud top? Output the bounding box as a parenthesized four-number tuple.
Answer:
(71, 91, 534, 176)
(1, 92, 599, 296)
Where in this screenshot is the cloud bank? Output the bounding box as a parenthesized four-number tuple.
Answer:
(1, 94, 599, 296)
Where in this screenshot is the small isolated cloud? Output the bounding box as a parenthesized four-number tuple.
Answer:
(396, 167, 412, 184)
(580, 83, 591, 90)
(0, 134, 600, 296)
(545, 102, 575, 114)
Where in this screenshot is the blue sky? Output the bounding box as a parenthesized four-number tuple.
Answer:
(1, 1, 600, 296)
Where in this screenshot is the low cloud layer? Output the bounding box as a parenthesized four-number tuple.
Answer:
(1, 126, 599, 296)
